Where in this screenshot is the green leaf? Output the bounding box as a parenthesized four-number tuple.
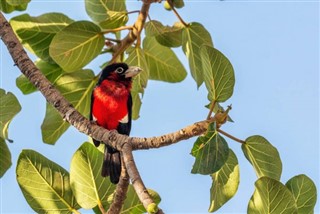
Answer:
(108, 185, 161, 214)
(182, 22, 213, 87)
(201, 45, 235, 102)
(242, 135, 282, 180)
(85, 0, 127, 29)
(0, 0, 28, 13)
(41, 69, 96, 144)
(70, 142, 115, 209)
(131, 92, 142, 121)
(286, 174, 317, 214)
(6, 0, 30, 6)
(0, 138, 12, 178)
(143, 37, 187, 83)
(209, 149, 239, 212)
(0, 89, 21, 140)
(16, 149, 80, 213)
(191, 122, 229, 175)
(49, 21, 105, 72)
(248, 177, 298, 214)
(145, 20, 183, 47)
(10, 13, 73, 62)
(16, 60, 64, 95)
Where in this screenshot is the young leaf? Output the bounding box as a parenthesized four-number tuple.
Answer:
(108, 185, 161, 214)
(49, 21, 105, 72)
(242, 135, 282, 180)
(182, 22, 213, 87)
(0, 89, 21, 140)
(16, 149, 80, 213)
(286, 174, 317, 214)
(209, 149, 239, 212)
(145, 20, 183, 47)
(41, 69, 96, 144)
(191, 122, 229, 175)
(0, 138, 12, 178)
(16, 60, 64, 95)
(248, 177, 297, 214)
(143, 37, 187, 83)
(70, 142, 116, 209)
(10, 13, 73, 62)
(200, 45, 235, 102)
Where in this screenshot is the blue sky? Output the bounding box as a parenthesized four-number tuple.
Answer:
(1, 1, 319, 213)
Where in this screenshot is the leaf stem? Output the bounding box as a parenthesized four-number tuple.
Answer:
(206, 100, 216, 120)
(217, 129, 245, 144)
(102, 26, 134, 34)
(127, 10, 141, 15)
(105, 37, 121, 43)
(167, 0, 189, 27)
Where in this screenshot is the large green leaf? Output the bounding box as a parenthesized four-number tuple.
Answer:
(113, 185, 161, 214)
(143, 37, 187, 82)
(201, 45, 235, 102)
(248, 177, 297, 214)
(0, 0, 28, 13)
(16, 149, 80, 213)
(70, 142, 115, 209)
(0, 89, 21, 140)
(49, 21, 105, 72)
(145, 20, 183, 47)
(41, 69, 96, 144)
(10, 13, 73, 62)
(85, 0, 127, 29)
(209, 149, 239, 212)
(242, 135, 282, 180)
(182, 22, 213, 87)
(6, 0, 30, 6)
(16, 60, 64, 95)
(191, 122, 229, 175)
(0, 138, 11, 178)
(286, 174, 317, 214)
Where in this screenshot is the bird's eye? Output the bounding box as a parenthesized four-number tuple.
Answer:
(115, 67, 125, 74)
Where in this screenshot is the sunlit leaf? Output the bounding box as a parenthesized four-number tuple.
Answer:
(209, 149, 239, 212)
(242, 135, 282, 180)
(50, 21, 105, 72)
(70, 142, 115, 209)
(16, 60, 64, 94)
(99, 11, 128, 29)
(201, 45, 235, 102)
(0, 138, 11, 178)
(143, 37, 187, 83)
(182, 22, 213, 87)
(107, 185, 161, 214)
(0, 0, 28, 13)
(16, 149, 80, 213)
(248, 177, 297, 214)
(286, 174, 317, 214)
(191, 122, 229, 175)
(10, 13, 73, 62)
(0, 89, 21, 140)
(6, 0, 30, 6)
(145, 20, 183, 47)
(41, 69, 96, 144)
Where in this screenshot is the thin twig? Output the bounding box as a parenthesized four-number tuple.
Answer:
(167, 0, 189, 27)
(102, 26, 133, 34)
(206, 100, 216, 120)
(218, 129, 245, 144)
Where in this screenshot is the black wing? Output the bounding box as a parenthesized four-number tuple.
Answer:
(117, 94, 132, 136)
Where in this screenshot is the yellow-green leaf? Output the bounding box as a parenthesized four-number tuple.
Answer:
(0, 0, 28, 13)
(248, 177, 297, 214)
(70, 142, 115, 209)
(201, 45, 235, 102)
(0, 138, 11, 178)
(209, 149, 239, 212)
(49, 21, 105, 72)
(10, 13, 73, 62)
(16, 149, 80, 213)
(242, 135, 282, 180)
(286, 174, 317, 214)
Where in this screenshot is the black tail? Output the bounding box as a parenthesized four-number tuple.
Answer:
(101, 145, 121, 184)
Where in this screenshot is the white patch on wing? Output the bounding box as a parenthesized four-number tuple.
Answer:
(92, 114, 97, 121)
(119, 114, 128, 123)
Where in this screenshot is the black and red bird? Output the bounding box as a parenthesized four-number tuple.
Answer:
(90, 63, 141, 184)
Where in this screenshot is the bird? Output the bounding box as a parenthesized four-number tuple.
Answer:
(90, 63, 142, 184)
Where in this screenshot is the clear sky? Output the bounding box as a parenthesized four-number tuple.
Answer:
(1, 1, 319, 213)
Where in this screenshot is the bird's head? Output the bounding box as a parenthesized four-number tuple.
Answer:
(98, 63, 142, 84)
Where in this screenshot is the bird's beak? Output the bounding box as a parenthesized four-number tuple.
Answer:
(124, 66, 142, 78)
